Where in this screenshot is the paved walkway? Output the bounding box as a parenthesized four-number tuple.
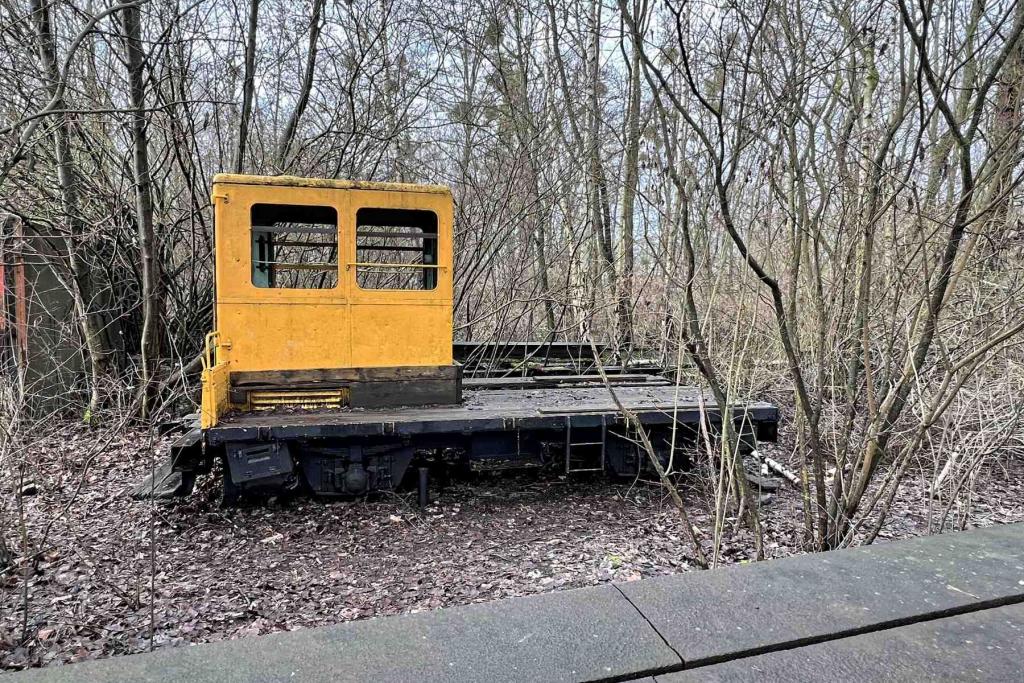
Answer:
(9, 523, 1024, 682)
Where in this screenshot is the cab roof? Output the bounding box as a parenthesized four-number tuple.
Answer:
(212, 173, 451, 196)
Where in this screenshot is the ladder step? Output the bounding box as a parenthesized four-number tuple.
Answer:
(565, 417, 607, 475)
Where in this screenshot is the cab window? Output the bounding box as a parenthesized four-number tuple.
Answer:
(355, 208, 438, 291)
(251, 204, 338, 289)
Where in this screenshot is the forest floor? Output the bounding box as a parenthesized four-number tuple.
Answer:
(2, 422, 1024, 672)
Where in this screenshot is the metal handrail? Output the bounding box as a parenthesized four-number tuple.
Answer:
(346, 262, 445, 271)
(202, 331, 219, 371)
(254, 261, 336, 270)
(202, 331, 231, 370)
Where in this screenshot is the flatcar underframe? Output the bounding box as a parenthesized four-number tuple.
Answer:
(167, 378, 779, 503)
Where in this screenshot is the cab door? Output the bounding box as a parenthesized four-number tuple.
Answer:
(214, 181, 352, 372)
(345, 189, 453, 368)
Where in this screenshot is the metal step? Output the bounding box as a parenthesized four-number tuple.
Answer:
(564, 416, 607, 474)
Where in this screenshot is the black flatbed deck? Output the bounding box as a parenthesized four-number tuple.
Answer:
(206, 385, 779, 445)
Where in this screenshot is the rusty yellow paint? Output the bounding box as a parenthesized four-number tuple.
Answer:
(247, 388, 350, 411)
(200, 332, 232, 429)
(199, 174, 454, 428)
(210, 173, 451, 195)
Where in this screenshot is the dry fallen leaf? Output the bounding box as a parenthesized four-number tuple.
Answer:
(5, 423, 1024, 675)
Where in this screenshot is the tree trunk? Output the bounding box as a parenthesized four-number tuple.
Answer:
(235, 0, 260, 174)
(987, 0, 1023, 238)
(617, 14, 642, 352)
(121, 1, 161, 417)
(588, 0, 615, 307)
(275, 0, 325, 172)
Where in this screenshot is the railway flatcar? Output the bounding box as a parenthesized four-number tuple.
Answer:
(157, 174, 779, 503)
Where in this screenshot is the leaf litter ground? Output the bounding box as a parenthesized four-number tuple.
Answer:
(2, 423, 1022, 671)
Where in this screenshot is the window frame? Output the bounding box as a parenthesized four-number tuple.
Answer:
(248, 202, 341, 291)
(352, 207, 440, 293)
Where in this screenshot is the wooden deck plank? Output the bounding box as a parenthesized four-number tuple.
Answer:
(207, 385, 777, 445)
(215, 385, 770, 428)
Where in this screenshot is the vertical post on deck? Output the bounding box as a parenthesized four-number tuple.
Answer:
(418, 466, 429, 509)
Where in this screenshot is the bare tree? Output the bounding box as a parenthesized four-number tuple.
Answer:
(235, 0, 260, 173)
(120, 0, 161, 416)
